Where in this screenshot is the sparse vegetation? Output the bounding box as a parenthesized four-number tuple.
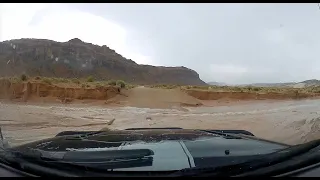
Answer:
(20, 74, 28, 81)
(95, 83, 104, 89)
(148, 84, 179, 89)
(86, 76, 94, 82)
(71, 78, 80, 84)
(116, 80, 126, 88)
(7, 77, 22, 83)
(253, 87, 261, 91)
(147, 83, 320, 95)
(107, 80, 117, 86)
(125, 84, 137, 89)
(52, 78, 69, 83)
(42, 78, 52, 85)
(2, 75, 320, 97)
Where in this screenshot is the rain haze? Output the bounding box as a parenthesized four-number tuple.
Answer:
(1, 3, 320, 84)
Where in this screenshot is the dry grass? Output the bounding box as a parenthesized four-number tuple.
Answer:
(0, 76, 136, 90)
(2, 76, 320, 94)
(147, 84, 320, 95)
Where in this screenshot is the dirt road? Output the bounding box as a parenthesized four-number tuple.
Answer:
(1, 98, 320, 147)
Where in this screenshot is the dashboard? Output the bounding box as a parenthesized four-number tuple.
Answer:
(0, 162, 320, 177)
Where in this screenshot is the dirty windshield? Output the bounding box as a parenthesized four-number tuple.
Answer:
(0, 3, 320, 172)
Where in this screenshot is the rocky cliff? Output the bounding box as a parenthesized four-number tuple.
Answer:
(0, 38, 206, 85)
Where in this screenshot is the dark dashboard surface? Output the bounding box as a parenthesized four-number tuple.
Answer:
(0, 164, 320, 177)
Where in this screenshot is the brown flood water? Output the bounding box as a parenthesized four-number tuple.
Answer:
(0, 99, 320, 147)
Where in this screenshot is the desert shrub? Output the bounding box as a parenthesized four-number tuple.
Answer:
(95, 84, 104, 89)
(196, 86, 209, 90)
(20, 74, 27, 81)
(246, 86, 253, 91)
(116, 80, 126, 88)
(42, 78, 52, 85)
(86, 76, 94, 82)
(10, 77, 21, 83)
(232, 87, 242, 92)
(71, 78, 80, 84)
(155, 84, 178, 89)
(253, 87, 261, 91)
(55, 78, 69, 83)
(168, 85, 178, 89)
(107, 80, 117, 86)
(126, 84, 137, 89)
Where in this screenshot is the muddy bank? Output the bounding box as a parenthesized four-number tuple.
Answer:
(0, 79, 120, 103)
(1, 80, 320, 109)
(184, 89, 319, 101)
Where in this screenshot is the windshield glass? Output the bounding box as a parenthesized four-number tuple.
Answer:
(0, 3, 320, 175)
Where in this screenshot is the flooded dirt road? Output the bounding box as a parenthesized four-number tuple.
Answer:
(1, 99, 320, 146)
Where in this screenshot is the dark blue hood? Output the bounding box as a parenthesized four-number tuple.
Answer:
(12, 129, 288, 171)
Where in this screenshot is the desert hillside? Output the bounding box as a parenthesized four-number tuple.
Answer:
(0, 38, 206, 86)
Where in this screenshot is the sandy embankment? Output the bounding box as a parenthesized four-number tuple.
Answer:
(0, 79, 120, 104)
(0, 79, 318, 108)
(105, 86, 202, 110)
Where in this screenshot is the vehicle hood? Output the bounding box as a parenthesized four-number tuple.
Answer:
(12, 129, 288, 171)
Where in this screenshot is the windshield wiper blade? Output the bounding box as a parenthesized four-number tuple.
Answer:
(12, 148, 154, 160)
(170, 139, 320, 177)
(8, 148, 155, 171)
(48, 149, 154, 161)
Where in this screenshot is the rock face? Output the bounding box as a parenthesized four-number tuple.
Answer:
(0, 38, 206, 85)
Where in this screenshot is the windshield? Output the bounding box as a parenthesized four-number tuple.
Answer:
(0, 3, 320, 176)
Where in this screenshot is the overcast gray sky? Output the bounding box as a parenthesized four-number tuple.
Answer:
(1, 3, 320, 84)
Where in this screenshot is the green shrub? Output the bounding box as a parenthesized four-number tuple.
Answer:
(107, 80, 117, 86)
(10, 77, 21, 83)
(42, 78, 52, 85)
(116, 80, 126, 88)
(233, 87, 242, 92)
(126, 84, 137, 89)
(54, 78, 69, 83)
(86, 76, 94, 82)
(253, 87, 261, 91)
(20, 74, 27, 81)
(95, 84, 104, 89)
(71, 78, 80, 84)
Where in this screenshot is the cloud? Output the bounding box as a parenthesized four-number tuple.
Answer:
(2, 3, 320, 84)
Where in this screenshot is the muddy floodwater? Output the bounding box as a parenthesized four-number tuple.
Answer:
(0, 99, 320, 147)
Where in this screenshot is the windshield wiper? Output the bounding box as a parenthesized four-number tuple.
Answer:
(0, 127, 156, 176)
(12, 148, 153, 165)
(170, 139, 320, 177)
(1, 148, 155, 176)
